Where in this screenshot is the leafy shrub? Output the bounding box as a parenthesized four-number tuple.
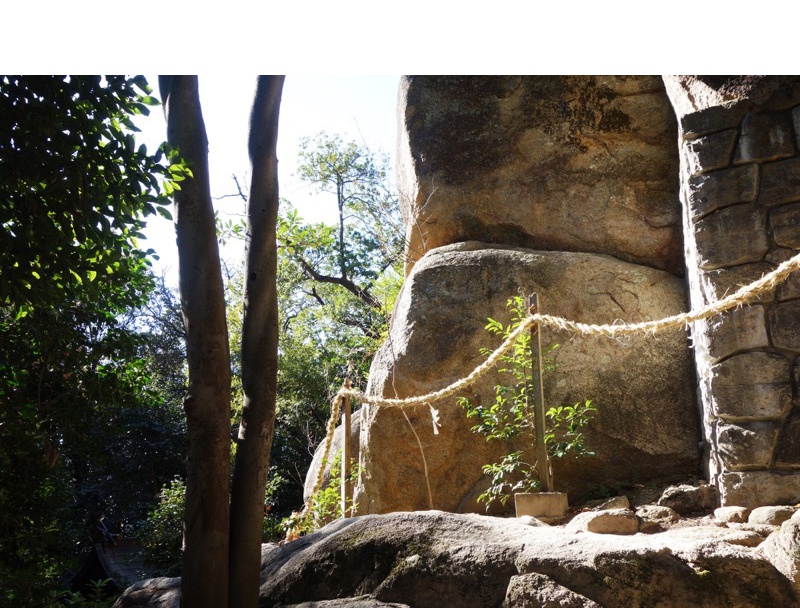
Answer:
(137, 479, 185, 576)
(458, 296, 596, 508)
(280, 454, 358, 539)
(59, 580, 115, 608)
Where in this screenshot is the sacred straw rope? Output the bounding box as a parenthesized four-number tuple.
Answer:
(306, 388, 342, 500)
(335, 251, 800, 409)
(304, 251, 800, 511)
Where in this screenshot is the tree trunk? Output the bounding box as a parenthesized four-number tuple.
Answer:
(228, 75, 284, 608)
(160, 75, 232, 608)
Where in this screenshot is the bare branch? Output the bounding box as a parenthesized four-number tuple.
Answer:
(295, 256, 381, 310)
(213, 174, 249, 203)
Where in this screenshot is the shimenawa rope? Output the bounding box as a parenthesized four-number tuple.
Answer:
(337, 251, 800, 409)
(305, 251, 800, 504)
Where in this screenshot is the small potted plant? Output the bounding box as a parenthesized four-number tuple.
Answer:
(458, 296, 596, 521)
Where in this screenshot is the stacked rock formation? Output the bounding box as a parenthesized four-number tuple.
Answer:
(305, 76, 800, 515)
(397, 76, 685, 274)
(663, 76, 800, 508)
(353, 77, 702, 515)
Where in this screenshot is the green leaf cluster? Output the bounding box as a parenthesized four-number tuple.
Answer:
(136, 478, 186, 577)
(286, 132, 404, 309)
(279, 454, 359, 538)
(0, 76, 187, 604)
(0, 76, 181, 316)
(253, 133, 403, 518)
(458, 296, 597, 508)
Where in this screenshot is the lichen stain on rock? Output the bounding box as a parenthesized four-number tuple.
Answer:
(403, 76, 519, 182)
(513, 76, 634, 153)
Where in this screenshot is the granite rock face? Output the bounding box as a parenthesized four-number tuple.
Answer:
(310, 75, 800, 516)
(761, 510, 800, 594)
(260, 512, 797, 607)
(114, 511, 800, 608)
(397, 76, 684, 275)
(502, 573, 601, 608)
(353, 242, 700, 515)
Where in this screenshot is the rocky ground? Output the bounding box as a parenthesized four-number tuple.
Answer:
(114, 482, 800, 608)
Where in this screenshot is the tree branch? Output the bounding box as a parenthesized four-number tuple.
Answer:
(309, 287, 325, 307)
(342, 315, 381, 340)
(296, 256, 381, 310)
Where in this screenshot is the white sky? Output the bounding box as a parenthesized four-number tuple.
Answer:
(135, 75, 400, 284)
(5, 0, 786, 285)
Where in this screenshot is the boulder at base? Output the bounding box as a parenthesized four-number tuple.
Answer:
(114, 511, 798, 607)
(354, 242, 700, 515)
(261, 511, 797, 608)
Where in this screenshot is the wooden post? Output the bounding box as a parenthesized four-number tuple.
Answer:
(528, 293, 554, 492)
(340, 378, 352, 518)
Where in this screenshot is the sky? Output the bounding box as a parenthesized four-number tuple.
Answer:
(136, 75, 401, 284)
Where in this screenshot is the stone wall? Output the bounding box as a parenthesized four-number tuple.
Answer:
(664, 76, 800, 507)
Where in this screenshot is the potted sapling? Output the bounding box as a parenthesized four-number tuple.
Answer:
(458, 296, 596, 522)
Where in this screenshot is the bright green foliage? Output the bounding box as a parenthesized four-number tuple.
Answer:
(279, 454, 358, 538)
(295, 132, 402, 291)
(267, 255, 380, 516)
(200, 133, 403, 526)
(459, 296, 596, 508)
(282, 132, 403, 318)
(137, 479, 186, 577)
(0, 75, 182, 317)
(261, 468, 288, 542)
(258, 134, 403, 519)
(0, 76, 187, 605)
(545, 401, 596, 459)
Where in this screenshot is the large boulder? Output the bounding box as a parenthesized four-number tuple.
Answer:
(112, 577, 180, 608)
(115, 511, 798, 608)
(264, 511, 797, 607)
(354, 242, 700, 515)
(397, 76, 683, 275)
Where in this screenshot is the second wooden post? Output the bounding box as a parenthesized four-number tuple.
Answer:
(340, 378, 353, 518)
(528, 293, 554, 492)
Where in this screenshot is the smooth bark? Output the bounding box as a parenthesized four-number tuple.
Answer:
(160, 75, 232, 608)
(228, 75, 284, 608)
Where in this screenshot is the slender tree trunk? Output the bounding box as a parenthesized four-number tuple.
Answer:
(160, 75, 232, 608)
(228, 75, 285, 608)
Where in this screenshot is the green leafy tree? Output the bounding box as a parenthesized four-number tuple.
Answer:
(282, 132, 404, 326)
(265, 134, 403, 517)
(0, 75, 183, 605)
(213, 134, 404, 522)
(0, 75, 176, 316)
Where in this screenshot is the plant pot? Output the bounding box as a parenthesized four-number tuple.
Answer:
(515, 492, 568, 523)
